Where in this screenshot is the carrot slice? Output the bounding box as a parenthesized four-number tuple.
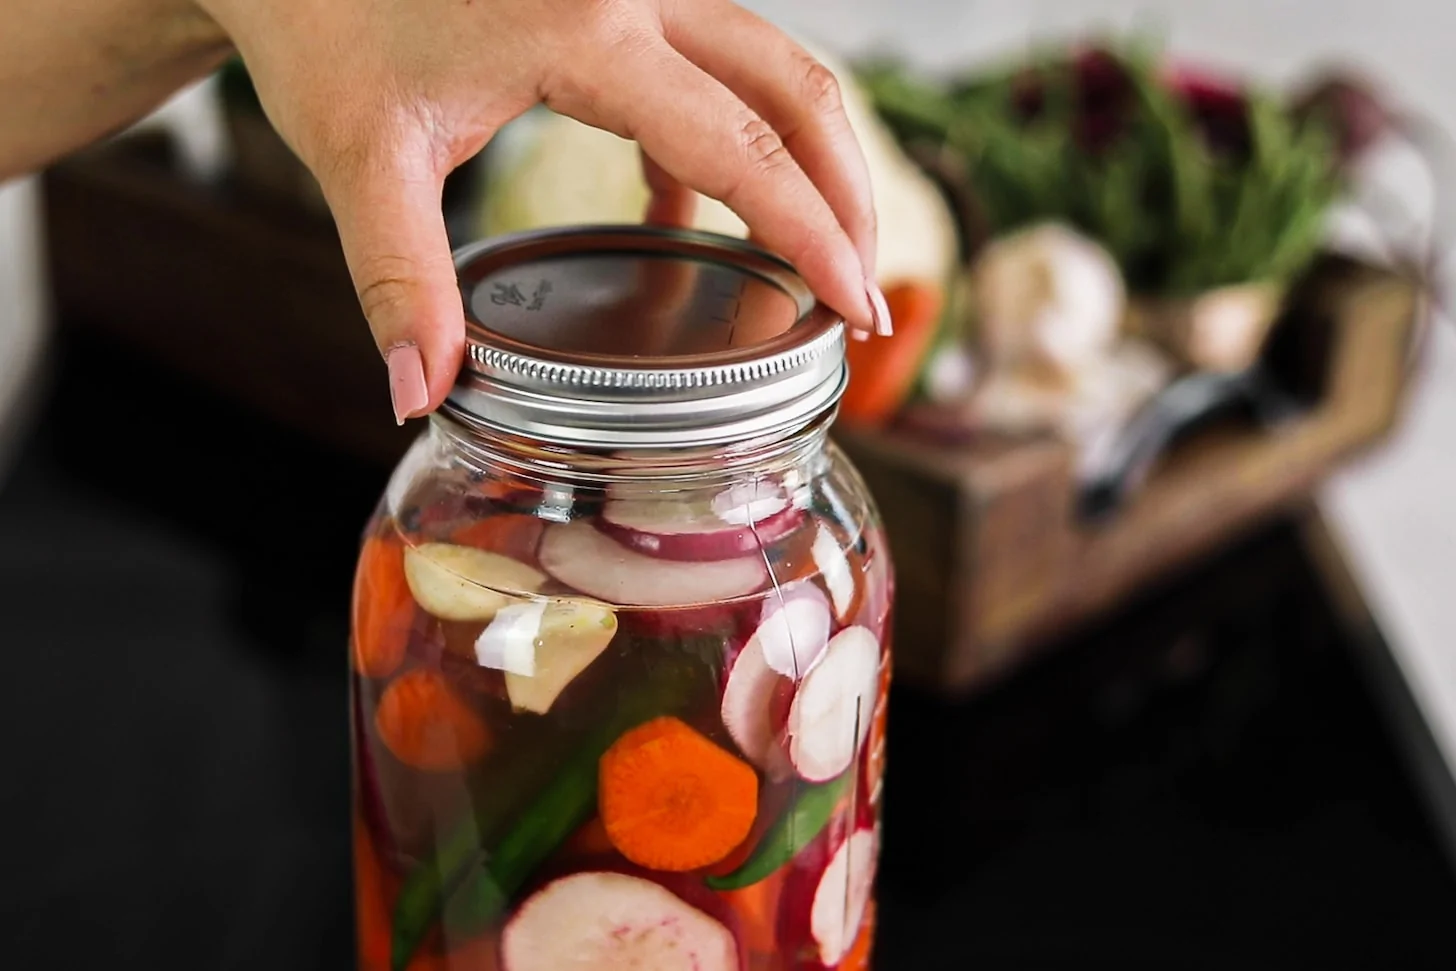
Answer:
(838, 281, 945, 427)
(599, 716, 759, 872)
(451, 514, 545, 564)
(375, 669, 493, 771)
(353, 533, 416, 679)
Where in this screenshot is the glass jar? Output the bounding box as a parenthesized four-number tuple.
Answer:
(349, 227, 893, 971)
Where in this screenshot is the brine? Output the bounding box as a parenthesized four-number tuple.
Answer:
(350, 463, 891, 971)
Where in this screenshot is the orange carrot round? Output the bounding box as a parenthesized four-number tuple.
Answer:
(374, 669, 492, 771)
(451, 514, 545, 565)
(353, 533, 416, 679)
(838, 280, 945, 427)
(599, 716, 759, 873)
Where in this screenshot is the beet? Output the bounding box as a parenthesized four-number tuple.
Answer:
(1291, 70, 1391, 163)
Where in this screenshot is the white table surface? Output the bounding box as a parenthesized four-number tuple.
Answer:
(2, 0, 1454, 800)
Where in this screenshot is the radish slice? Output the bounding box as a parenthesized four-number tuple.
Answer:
(599, 485, 800, 562)
(756, 582, 832, 679)
(721, 584, 830, 777)
(403, 543, 547, 622)
(787, 626, 881, 782)
(501, 871, 738, 971)
(809, 827, 879, 967)
(720, 636, 794, 781)
(712, 481, 791, 524)
(539, 520, 767, 607)
(810, 524, 859, 624)
(476, 598, 618, 714)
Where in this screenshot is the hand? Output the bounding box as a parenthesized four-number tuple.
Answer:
(194, 0, 888, 423)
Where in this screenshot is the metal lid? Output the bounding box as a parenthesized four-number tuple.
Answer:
(444, 226, 847, 448)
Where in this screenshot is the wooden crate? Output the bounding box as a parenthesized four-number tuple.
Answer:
(41, 134, 415, 466)
(838, 255, 1420, 694)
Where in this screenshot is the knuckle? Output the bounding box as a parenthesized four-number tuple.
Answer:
(723, 114, 795, 206)
(796, 56, 845, 119)
(354, 256, 422, 323)
(737, 115, 793, 175)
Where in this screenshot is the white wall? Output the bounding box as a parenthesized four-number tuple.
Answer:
(1, 1, 1453, 776)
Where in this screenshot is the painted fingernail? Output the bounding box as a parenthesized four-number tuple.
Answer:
(866, 281, 894, 337)
(386, 343, 429, 425)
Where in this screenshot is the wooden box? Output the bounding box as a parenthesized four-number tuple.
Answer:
(838, 255, 1421, 693)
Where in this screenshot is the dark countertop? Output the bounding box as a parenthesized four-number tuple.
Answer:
(2, 331, 1454, 969)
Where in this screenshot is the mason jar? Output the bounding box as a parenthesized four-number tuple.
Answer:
(349, 226, 893, 971)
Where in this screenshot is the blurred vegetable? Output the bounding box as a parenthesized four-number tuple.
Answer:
(838, 281, 945, 426)
(1290, 70, 1392, 163)
(858, 40, 1344, 297)
(478, 41, 960, 292)
(970, 222, 1124, 377)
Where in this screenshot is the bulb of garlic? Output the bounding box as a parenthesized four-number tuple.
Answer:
(971, 222, 1126, 378)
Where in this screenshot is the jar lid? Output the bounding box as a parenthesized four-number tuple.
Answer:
(444, 226, 846, 448)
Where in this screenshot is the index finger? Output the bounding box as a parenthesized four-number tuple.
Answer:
(663, 2, 879, 277)
(544, 31, 879, 335)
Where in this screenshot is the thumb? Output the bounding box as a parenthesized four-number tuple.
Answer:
(320, 158, 464, 425)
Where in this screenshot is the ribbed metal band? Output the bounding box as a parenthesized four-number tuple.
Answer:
(442, 226, 847, 448)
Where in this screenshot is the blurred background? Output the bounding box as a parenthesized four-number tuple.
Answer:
(2, 1, 1456, 968)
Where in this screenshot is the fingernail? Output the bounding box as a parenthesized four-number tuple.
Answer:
(850, 328, 870, 342)
(386, 343, 429, 425)
(866, 281, 894, 337)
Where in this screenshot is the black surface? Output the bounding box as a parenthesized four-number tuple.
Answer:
(2, 329, 1454, 969)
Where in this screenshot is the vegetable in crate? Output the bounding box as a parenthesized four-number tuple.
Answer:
(859, 40, 1350, 374)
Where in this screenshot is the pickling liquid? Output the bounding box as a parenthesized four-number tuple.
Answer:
(351, 482, 891, 971)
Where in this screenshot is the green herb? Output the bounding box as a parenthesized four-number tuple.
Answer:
(389, 646, 717, 969)
(704, 774, 850, 891)
(857, 39, 1341, 298)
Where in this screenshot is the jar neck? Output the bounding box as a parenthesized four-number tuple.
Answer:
(427, 409, 837, 491)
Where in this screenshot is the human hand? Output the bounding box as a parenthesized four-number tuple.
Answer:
(194, 0, 888, 423)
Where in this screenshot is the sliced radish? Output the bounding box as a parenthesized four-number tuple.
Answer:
(712, 481, 791, 525)
(539, 520, 767, 607)
(501, 871, 738, 971)
(403, 543, 547, 622)
(808, 827, 879, 967)
(720, 636, 794, 781)
(787, 626, 881, 782)
(476, 598, 619, 714)
(720, 584, 830, 777)
(810, 523, 860, 625)
(755, 582, 832, 679)
(599, 485, 801, 562)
